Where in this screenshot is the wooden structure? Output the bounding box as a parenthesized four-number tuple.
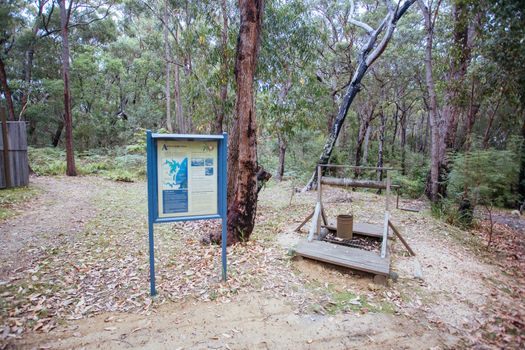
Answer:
(1, 120, 29, 189)
(295, 165, 394, 278)
(388, 220, 415, 256)
(321, 176, 400, 190)
(295, 240, 390, 275)
(322, 222, 392, 239)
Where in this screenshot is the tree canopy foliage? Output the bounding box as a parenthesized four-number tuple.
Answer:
(1, 0, 524, 215)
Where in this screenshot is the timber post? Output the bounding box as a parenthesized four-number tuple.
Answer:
(1, 107, 12, 189)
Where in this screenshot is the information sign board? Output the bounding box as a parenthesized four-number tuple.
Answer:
(157, 139, 218, 217)
(146, 131, 228, 296)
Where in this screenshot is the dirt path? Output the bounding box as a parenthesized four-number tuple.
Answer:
(0, 176, 109, 279)
(23, 292, 453, 350)
(1, 178, 523, 349)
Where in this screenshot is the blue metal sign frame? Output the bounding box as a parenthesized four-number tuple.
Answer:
(146, 130, 228, 296)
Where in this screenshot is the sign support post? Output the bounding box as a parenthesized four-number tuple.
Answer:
(146, 130, 228, 297)
(219, 133, 228, 282)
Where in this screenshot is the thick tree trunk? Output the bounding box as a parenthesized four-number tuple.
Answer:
(215, 0, 229, 134)
(435, 1, 476, 198)
(442, 1, 473, 153)
(276, 134, 286, 181)
(60, 0, 77, 176)
(226, 0, 264, 244)
(0, 57, 16, 121)
(163, 0, 173, 132)
(419, 0, 441, 202)
(304, 0, 416, 190)
(226, 119, 240, 201)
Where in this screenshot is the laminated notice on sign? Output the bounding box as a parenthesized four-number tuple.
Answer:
(157, 140, 218, 217)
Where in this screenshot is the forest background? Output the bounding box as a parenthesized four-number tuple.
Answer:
(1, 0, 524, 230)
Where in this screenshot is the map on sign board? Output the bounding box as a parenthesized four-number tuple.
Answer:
(157, 140, 218, 218)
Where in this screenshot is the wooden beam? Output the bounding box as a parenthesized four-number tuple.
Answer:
(388, 220, 415, 256)
(399, 207, 419, 213)
(386, 172, 391, 212)
(321, 176, 400, 189)
(380, 211, 389, 258)
(295, 210, 313, 232)
(321, 206, 328, 225)
(308, 202, 321, 241)
(319, 164, 401, 171)
(317, 165, 321, 202)
(322, 222, 392, 239)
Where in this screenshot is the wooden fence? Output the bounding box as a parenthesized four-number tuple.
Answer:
(1, 121, 29, 188)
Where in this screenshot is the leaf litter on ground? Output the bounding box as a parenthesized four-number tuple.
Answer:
(0, 178, 523, 350)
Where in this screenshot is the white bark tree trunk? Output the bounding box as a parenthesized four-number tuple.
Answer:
(303, 0, 417, 191)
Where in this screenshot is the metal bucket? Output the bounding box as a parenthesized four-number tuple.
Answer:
(336, 214, 353, 239)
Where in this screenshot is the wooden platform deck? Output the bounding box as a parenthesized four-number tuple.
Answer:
(323, 222, 392, 239)
(294, 239, 390, 276)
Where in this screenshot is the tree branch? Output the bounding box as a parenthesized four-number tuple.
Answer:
(365, 14, 395, 66)
(40, 1, 113, 38)
(349, 0, 374, 35)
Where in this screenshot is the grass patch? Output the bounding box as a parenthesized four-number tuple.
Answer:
(103, 169, 135, 182)
(327, 290, 397, 315)
(29, 147, 146, 182)
(324, 290, 366, 314)
(305, 282, 398, 316)
(375, 300, 396, 314)
(0, 185, 40, 220)
(303, 281, 396, 316)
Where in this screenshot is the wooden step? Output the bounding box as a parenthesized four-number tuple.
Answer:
(294, 239, 390, 276)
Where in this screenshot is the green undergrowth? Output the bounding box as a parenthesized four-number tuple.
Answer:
(326, 288, 395, 315)
(29, 147, 146, 182)
(0, 185, 40, 220)
(305, 281, 396, 316)
(430, 198, 478, 230)
(422, 205, 489, 260)
(324, 290, 368, 314)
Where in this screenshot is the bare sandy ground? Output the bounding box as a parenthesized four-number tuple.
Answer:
(2, 177, 523, 349)
(22, 292, 453, 350)
(0, 176, 109, 278)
